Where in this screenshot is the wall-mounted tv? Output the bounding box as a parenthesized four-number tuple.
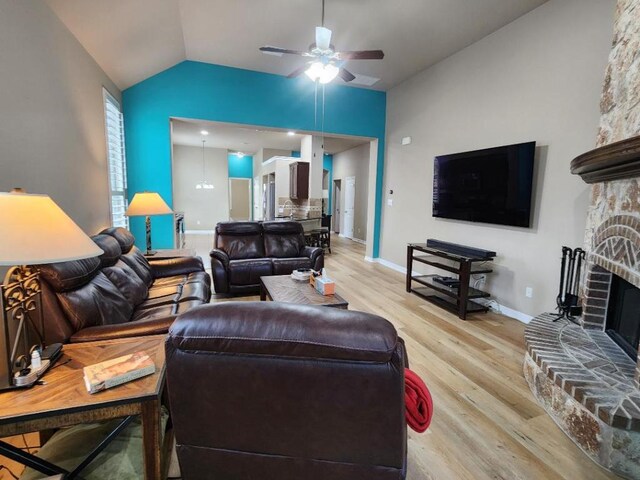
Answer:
(433, 141, 536, 228)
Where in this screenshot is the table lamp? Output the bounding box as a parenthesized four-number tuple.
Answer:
(0, 189, 104, 390)
(125, 192, 173, 255)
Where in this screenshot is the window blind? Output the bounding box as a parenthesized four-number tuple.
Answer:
(103, 89, 129, 229)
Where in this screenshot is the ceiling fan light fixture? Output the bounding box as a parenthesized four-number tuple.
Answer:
(315, 26, 332, 51)
(319, 63, 339, 84)
(305, 61, 324, 81)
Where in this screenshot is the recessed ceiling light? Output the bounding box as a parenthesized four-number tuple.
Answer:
(287, 131, 296, 136)
(200, 130, 209, 135)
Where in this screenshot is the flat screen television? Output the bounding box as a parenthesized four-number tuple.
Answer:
(432, 141, 536, 228)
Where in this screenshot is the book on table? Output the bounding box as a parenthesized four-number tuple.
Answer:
(83, 351, 155, 394)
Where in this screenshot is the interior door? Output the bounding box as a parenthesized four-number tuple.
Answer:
(343, 176, 355, 239)
(229, 178, 251, 221)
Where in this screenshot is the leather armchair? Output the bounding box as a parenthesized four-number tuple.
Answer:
(38, 228, 211, 344)
(210, 221, 324, 295)
(166, 302, 408, 480)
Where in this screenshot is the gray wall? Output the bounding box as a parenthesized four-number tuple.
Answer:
(333, 143, 370, 242)
(0, 0, 121, 234)
(381, 0, 615, 317)
(173, 144, 229, 230)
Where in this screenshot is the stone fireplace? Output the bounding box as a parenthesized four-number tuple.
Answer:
(523, 1, 640, 477)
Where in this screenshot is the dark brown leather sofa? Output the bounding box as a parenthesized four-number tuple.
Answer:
(38, 227, 211, 344)
(166, 302, 408, 480)
(209, 221, 324, 295)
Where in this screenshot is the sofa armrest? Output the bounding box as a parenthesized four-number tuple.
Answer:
(209, 249, 230, 294)
(209, 249, 229, 268)
(69, 316, 175, 343)
(302, 246, 324, 271)
(149, 256, 204, 279)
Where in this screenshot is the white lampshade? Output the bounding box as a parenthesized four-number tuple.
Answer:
(0, 191, 104, 266)
(125, 192, 172, 217)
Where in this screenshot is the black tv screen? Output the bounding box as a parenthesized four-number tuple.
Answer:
(432, 141, 536, 228)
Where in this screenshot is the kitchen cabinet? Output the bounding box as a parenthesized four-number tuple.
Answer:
(289, 162, 309, 199)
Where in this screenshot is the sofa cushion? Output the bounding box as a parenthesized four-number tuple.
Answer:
(38, 257, 101, 293)
(272, 257, 311, 275)
(228, 258, 272, 286)
(152, 276, 187, 287)
(102, 259, 149, 307)
(100, 227, 136, 253)
(57, 272, 133, 331)
(132, 304, 177, 323)
(262, 221, 305, 258)
(215, 221, 265, 260)
(120, 246, 153, 287)
(148, 284, 181, 299)
(91, 234, 121, 268)
(179, 282, 210, 303)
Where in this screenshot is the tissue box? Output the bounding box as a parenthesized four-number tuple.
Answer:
(313, 275, 335, 296)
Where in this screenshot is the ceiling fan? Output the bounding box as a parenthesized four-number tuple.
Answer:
(259, 0, 384, 84)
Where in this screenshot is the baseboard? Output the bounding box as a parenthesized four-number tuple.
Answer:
(339, 234, 366, 245)
(365, 256, 533, 324)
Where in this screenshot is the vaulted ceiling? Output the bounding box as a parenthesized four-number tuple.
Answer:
(45, 0, 548, 91)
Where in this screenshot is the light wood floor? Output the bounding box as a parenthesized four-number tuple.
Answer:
(215, 236, 618, 480)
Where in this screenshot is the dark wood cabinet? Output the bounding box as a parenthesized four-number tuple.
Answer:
(289, 162, 309, 199)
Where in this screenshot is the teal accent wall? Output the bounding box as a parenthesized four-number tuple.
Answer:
(123, 60, 386, 256)
(228, 153, 253, 178)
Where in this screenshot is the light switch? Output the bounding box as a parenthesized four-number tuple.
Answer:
(387, 198, 393, 206)
(402, 136, 412, 145)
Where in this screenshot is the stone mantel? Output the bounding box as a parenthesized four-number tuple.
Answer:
(571, 134, 640, 184)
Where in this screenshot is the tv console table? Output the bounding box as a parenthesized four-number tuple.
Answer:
(406, 243, 494, 320)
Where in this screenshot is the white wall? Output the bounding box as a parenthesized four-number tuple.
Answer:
(333, 143, 370, 242)
(381, 0, 615, 317)
(0, 0, 121, 233)
(172, 144, 229, 230)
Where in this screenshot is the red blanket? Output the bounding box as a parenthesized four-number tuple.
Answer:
(404, 368, 433, 433)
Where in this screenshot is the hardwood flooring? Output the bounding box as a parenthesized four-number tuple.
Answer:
(215, 236, 618, 480)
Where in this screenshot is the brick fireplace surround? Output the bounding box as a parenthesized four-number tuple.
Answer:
(523, 1, 640, 477)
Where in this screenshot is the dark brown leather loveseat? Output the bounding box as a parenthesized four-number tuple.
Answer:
(166, 302, 407, 480)
(209, 221, 324, 295)
(38, 227, 211, 344)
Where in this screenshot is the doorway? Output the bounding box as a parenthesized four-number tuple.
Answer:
(332, 179, 341, 234)
(229, 178, 252, 221)
(343, 176, 356, 239)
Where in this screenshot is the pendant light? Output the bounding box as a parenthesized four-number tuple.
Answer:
(196, 139, 214, 190)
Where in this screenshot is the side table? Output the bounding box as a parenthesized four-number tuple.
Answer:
(0, 335, 170, 480)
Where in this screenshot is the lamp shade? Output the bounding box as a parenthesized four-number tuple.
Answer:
(0, 192, 104, 266)
(125, 192, 172, 217)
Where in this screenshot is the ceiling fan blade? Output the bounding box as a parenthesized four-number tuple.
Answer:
(338, 68, 356, 83)
(260, 46, 310, 56)
(335, 50, 385, 60)
(315, 26, 332, 50)
(287, 65, 309, 78)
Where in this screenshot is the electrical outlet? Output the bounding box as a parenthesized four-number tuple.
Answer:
(525, 287, 533, 298)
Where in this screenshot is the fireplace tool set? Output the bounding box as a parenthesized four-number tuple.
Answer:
(551, 246, 586, 323)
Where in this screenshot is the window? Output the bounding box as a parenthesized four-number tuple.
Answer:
(103, 88, 129, 228)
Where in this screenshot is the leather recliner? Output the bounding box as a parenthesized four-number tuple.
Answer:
(166, 302, 408, 480)
(38, 227, 211, 344)
(210, 221, 324, 295)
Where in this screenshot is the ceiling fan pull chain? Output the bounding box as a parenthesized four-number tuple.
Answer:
(314, 80, 318, 129)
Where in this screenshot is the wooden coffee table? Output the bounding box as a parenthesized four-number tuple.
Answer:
(0, 335, 170, 480)
(260, 275, 348, 309)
